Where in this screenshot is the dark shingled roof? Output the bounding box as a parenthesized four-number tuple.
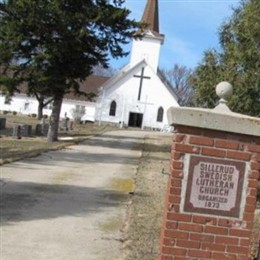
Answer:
(64, 75, 109, 101)
(0, 72, 109, 102)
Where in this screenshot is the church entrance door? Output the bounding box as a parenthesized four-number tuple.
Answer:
(128, 112, 143, 128)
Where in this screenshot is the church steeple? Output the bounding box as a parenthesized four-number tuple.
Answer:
(141, 0, 159, 34)
(130, 0, 165, 72)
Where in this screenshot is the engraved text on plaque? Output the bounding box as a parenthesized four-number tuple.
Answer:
(184, 156, 245, 217)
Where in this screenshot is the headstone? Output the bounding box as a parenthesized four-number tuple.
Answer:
(13, 124, 32, 138)
(0, 118, 6, 130)
(21, 124, 32, 137)
(61, 117, 69, 131)
(158, 82, 260, 260)
(35, 123, 49, 136)
(12, 125, 22, 139)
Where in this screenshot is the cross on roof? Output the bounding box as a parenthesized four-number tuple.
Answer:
(134, 67, 151, 101)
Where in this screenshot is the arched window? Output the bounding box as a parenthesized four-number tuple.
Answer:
(109, 101, 117, 116)
(157, 107, 164, 122)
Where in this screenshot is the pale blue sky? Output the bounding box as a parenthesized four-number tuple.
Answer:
(109, 0, 240, 70)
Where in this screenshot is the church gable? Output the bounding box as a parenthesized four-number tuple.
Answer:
(94, 0, 179, 129)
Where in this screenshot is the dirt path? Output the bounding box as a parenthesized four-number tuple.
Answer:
(1, 130, 148, 260)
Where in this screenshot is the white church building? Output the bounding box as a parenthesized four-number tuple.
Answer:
(95, 0, 179, 130)
(0, 0, 179, 129)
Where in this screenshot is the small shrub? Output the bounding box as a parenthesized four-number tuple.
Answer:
(12, 111, 17, 115)
(3, 110, 8, 114)
(43, 114, 48, 119)
(31, 113, 37, 118)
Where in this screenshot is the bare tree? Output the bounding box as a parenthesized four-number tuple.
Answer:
(161, 64, 194, 106)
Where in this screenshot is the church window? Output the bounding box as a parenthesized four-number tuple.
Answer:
(157, 107, 164, 122)
(24, 101, 30, 111)
(109, 101, 117, 116)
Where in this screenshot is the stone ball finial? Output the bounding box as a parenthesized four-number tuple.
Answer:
(216, 81, 233, 100)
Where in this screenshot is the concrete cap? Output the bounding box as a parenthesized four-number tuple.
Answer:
(167, 82, 260, 137)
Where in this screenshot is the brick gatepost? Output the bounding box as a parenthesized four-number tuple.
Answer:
(158, 82, 260, 260)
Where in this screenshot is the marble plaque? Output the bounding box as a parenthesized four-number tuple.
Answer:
(184, 156, 245, 217)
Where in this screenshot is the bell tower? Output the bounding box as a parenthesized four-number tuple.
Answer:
(130, 0, 165, 72)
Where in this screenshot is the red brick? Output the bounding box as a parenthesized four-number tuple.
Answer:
(168, 213, 191, 222)
(215, 236, 239, 245)
(226, 150, 251, 161)
(212, 252, 236, 260)
(168, 195, 181, 204)
(246, 196, 257, 205)
(173, 134, 186, 143)
(248, 188, 257, 197)
(178, 223, 203, 233)
(229, 229, 251, 237)
(170, 187, 181, 196)
(205, 226, 228, 235)
(162, 246, 187, 256)
(193, 215, 217, 225)
(237, 255, 249, 260)
(173, 152, 184, 160)
(190, 233, 214, 242)
(240, 238, 250, 246)
(173, 143, 200, 154)
(171, 179, 182, 187)
(247, 144, 260, 153)
(172, 204, 180, 212)
(172, 161, 184, 170)
(174, 257, 190, 260)
(248, 179, 259, 188)
(169, 230, 189, 239)
(201, 147, 226, 158)
(248, 170, 260, 179)
(188, 249, 211, 258)
(227, 245, 248, 254)
(166, 221, 178, 230)
(160, 255, 173, 260)
(171, 170, 184, 179)
(252, 153, 260, 162)
(245, 205, 255, 213)
(176, 126, 203, 135)
(251, 161, 260, 170)
(243, 212, 255, 221)
(218, 219, 233, 227)
(189, 136, 214, 146)
(246, 221, 254, 229)
(215, 140, 239, 150)
(177, 239, 200, 249)
(201, 242, 225, 251)
(204, 129, 228, 139)
(163, 238, 175, 246)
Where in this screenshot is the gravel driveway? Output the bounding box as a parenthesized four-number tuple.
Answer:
(1, 130, 146, 260)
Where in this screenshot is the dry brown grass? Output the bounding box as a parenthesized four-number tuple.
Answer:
(0, 114, 117, 165)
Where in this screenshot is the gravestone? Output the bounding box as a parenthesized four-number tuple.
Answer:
(13, 124, 32, 138)
(35, 124, 49, 136)
(158, 82, 260, 260)
(60, 117, 69, 131)
(35, 118, 49, 136)
(12, 125, 22, 139)
(0, 118, 6, 130)
(21, 124, 32, 137)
